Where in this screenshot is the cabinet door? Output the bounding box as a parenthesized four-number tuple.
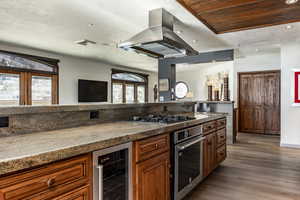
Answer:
(136, 152, 170, 200)
(203, 137, 209, 177)
(203, 133, 217, 177)
(211, 132, 217, 170)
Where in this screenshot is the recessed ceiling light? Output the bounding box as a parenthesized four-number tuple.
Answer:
(100, 42, 116, 47)
(286, 25, 293, 29)
(100, 43, 110, 46)
(255, 48, 259, 52)
(286, 0, 298, 4)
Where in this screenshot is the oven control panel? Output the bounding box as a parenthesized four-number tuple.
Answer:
(174, 125, 203, 144)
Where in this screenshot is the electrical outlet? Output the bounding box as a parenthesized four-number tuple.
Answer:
(90, 111, 99, 120)
(0, 117, 9, 128)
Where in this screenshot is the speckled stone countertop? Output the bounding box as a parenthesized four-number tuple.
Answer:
(197, 100, 235, 104)
(0, 101, 197, 116)
(0, 112, 225, 176)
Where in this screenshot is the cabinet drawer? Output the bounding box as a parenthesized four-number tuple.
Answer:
(0, 154, 91, 200)
(217, 119, 226, 129)
(217, 145, 226, 164)
(188, 125, 203, 136)
(203, 121, 216, 135)
(25, 181, 89, 200)
(135, 134, 170, 163)
(52, 185, 90, 200)
(217, 129, 226, 147)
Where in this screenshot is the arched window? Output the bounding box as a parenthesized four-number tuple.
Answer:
(112, 69, 148, 104)
(112, 73, 146, 83)
(0, 50, 59, 106)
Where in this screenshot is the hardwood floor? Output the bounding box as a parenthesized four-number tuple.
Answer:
(184, 133, 300, 200)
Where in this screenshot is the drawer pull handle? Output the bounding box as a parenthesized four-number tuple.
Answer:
(155, 144, 158, 149)
(47, 178, 55, 187)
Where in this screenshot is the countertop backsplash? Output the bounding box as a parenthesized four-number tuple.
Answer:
(0, 102, 197, 137)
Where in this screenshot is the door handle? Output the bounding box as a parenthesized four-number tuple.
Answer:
(177, 137, 206, 150)
(97, 165, 103, 200)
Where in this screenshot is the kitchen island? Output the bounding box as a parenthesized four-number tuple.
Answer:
(0, 112, 224, 175)
(0, 102, 227, 200)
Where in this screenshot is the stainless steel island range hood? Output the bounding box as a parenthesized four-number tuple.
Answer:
(118, 8, 198, 58)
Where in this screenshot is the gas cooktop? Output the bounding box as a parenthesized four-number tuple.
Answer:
(132, 114, 196, 124)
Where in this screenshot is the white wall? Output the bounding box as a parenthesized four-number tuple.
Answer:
(176, 62, 234, 101)
(233, 48, 300, 147)
(280, 42, 300, 147)
(176, 52, 281, 104)
(233, 52, 281, 105)
(0, 42, 158, 104)
(234, 52, 281, 72)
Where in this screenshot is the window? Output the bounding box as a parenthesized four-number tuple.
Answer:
(112, 83, 123, 104)
(0, 72, 20, 105)
(112, 69, 148, 104)
(0, 51, 59, 106)
(32, 75, 52, 105)
(125, 84, 135, 103)
(112, 73, 145, 82)
(0, 52, 55, 72)
(137, 85, 145, 103)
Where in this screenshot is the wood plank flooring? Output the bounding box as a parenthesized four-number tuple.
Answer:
(184, 133, 300, 200)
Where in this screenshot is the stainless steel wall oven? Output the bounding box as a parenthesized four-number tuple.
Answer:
(172, 125, 205, 200)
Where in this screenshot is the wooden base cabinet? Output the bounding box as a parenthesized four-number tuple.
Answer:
(53, 185, 91, 200)
(203, 132, 217, 177)
(133, 134, 170, 200)
(203, 118, 227, 178)
(0, 154, 92, 200)
(136, 152, 170, 200)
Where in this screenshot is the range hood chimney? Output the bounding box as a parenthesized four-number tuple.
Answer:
(118, 8, 198, 59)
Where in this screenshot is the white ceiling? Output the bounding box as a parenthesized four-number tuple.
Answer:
(0, 0, 300, 72)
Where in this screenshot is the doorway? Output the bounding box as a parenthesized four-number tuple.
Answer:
(238, 70, 280, 135)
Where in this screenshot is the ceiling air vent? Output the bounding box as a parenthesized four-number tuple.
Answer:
(75, 39, 97, 46)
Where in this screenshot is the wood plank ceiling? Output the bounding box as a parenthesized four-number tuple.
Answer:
(177, 0, 300, 34)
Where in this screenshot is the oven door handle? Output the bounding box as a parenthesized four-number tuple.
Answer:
(176, 137, 206, 150)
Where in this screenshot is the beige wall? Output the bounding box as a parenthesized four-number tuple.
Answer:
(176, 62, 234, 101)
(233, 52, 281, 106)
(280, 42, 300, 148)
(0, 42, 158, 104)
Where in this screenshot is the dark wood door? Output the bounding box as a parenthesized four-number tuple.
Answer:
(136, 152, 170, 200)
(264, 72, 281, 134)
(239, 71, 280, 135)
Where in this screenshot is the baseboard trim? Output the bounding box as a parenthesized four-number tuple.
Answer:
(280, 143, 300, 149)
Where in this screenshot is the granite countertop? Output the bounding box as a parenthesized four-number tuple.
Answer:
(197, 100, 235, 104)
(0, 101, 197, 116)
(0, 112, 225, 176)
